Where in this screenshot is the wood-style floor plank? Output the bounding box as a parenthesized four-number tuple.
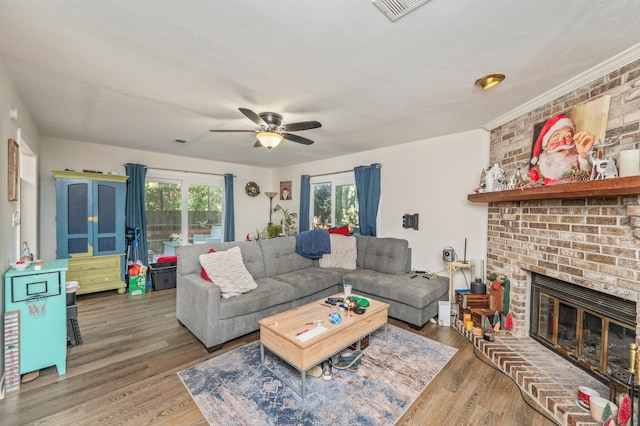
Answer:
(0, 289, 555, 425)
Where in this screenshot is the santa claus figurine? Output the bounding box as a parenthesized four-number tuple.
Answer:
(529, 114, 595, 184)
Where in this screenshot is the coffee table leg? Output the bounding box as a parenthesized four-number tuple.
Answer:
(260, 343, 307, 399)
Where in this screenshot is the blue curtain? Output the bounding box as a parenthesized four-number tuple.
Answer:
(354, 163, 381, 236)
(299, 175, 311, 232)
(124, 163, 148, 266)
(224, 173, 235, 241)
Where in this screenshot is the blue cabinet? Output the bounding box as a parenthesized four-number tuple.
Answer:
(54, 171, 128, 294)
(54, 172, 127, 257)
(4, 260, 68, 375)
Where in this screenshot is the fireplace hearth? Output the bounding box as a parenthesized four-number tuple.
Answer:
(530, 273, 636, 384)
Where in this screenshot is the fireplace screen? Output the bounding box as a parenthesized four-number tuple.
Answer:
(531, 273, 636, 383)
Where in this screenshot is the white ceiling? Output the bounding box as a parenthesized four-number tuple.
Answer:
(2, 1, 640, 168)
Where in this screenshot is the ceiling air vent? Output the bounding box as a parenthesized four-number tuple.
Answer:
(373, 0, 431, 22)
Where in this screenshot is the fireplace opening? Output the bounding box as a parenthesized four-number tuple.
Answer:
(530, 273, 636, 384)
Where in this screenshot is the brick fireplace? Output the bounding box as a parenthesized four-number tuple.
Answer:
(461, 191, 640, 425)
(461, 49, 640, 426)
(484, 196, 640, 340)
(478, 57, 640, 342)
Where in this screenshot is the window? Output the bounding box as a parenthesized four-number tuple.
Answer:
(310, 173, 359, 233)
(145, 170, 224, 263)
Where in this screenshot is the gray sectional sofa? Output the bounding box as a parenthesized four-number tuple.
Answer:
(176, 235, 449, 351)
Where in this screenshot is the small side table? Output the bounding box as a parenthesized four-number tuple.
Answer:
(444, 261, 474, 305)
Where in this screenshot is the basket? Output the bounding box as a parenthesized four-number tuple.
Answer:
(149, 261, 177, 291)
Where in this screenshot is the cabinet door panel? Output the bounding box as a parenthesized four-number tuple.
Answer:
(93, 181, 125, 256)
(67, 183, 89, 234)
(56, 180, 92, 257)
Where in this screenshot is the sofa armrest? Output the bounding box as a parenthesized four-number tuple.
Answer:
(176, 273, 223, 348)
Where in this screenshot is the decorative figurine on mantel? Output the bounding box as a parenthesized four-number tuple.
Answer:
(586, 138, 620, 180)
(484, 163, 506, 192)
(507, 160, 529, 189)
(477, 168, 486, 192)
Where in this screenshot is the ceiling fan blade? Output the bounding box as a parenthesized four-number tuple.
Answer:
(239, 108, 267, 127)
(209, 129, 257, 132)
(282, 121, 322, 132)
(254, 140, 263, 148)
(283, 132, 314, 145)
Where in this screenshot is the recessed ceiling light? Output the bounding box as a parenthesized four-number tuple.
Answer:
(475, 74, 506, 90)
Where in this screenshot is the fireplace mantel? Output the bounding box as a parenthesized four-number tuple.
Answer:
(467, 175, 640, 203)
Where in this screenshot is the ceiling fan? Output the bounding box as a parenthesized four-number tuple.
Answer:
(210, 108, 321, 149)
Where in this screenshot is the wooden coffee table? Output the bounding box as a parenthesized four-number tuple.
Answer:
(259, 294, 388, 398)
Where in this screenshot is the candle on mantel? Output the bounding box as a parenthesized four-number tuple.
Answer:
(619, 149, 640, 177)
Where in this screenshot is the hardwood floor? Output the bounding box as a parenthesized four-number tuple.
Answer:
(1, 289, 556, 425)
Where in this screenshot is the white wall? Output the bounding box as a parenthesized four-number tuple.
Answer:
(38, 129, 490, 291)
(0, 62, 41, 268)
(273, 129, 490, 285)
(39, 138, 273, 260)
(0, 59, 41, 388)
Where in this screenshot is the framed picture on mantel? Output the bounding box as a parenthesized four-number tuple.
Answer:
(7, 138, 19, 201)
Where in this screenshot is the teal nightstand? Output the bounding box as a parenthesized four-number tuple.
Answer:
(4, 259, 68, 376)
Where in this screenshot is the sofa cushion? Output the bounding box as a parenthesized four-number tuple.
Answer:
(272, 267, 344, 300)
(362, 237, 409, 275)
(355, 235, 370, 268)
(218, 277, 296, 319)
(178, 240, 267, 279)
(319, 235, 356, 269)
(345, 269, 448, 310)
(258, 236, 314, 277)
(199, 246, 258, 298)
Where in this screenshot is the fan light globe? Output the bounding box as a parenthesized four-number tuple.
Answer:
(256, 132, 283, 149)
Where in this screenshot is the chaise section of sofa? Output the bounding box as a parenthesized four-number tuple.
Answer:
(348, 236, 449, 328)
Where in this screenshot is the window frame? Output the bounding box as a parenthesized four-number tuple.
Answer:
(309, 171, 357, 231)
(145, 169, 225, 244)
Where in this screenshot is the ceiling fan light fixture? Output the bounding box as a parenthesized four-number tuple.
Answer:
(475, 74, 505, 90)
(256, 131, 283, 149)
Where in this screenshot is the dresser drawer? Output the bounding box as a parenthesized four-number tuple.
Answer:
(68, 255, 125, 294)
(68, 255, 121, 271)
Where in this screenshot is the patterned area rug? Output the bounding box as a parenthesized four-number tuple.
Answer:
(178, 325, 457, 426)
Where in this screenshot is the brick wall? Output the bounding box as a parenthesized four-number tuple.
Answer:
(486, 59, 640, 337)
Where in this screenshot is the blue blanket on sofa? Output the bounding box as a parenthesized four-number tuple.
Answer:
(295, 229, 331, 259)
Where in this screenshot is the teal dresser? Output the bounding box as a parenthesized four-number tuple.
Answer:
(4, 259, 68, 375)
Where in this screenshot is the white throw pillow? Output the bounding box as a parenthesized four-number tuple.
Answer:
(319, 235, 357, 269)
(199, 246, 257, 298)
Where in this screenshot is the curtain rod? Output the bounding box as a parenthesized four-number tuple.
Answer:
(125, 165, 235, 177)
(310, 163, 381, 178)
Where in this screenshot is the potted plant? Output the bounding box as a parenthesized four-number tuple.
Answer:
(274, 204, 297, 234)
(267, 224, 282, 238)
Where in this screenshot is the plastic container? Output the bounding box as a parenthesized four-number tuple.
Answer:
(66, 281, 79, 306)
(149, 261, 177, 290)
